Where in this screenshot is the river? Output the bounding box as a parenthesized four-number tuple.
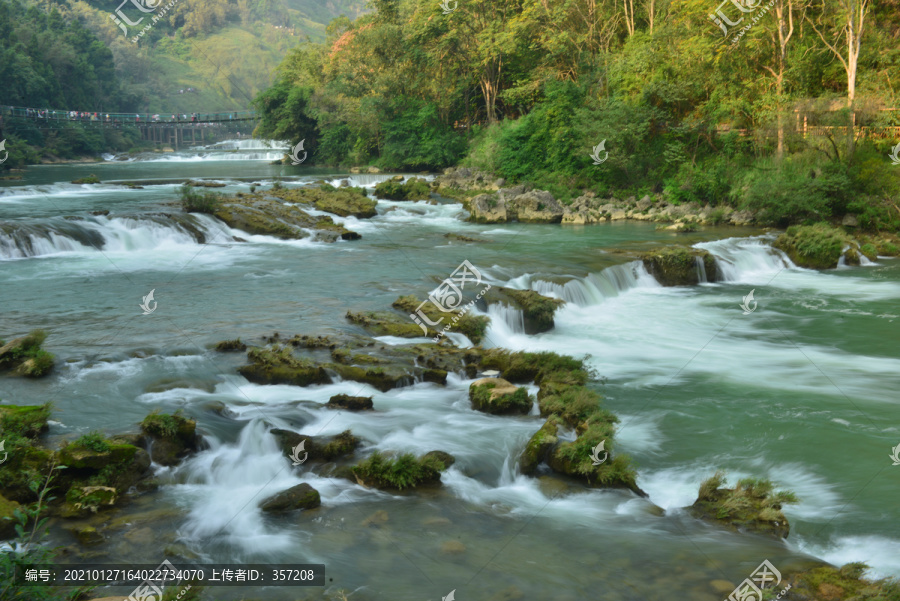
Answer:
(1, 140, 899, 601)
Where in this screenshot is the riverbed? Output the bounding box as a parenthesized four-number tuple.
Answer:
(2, 141, 899, 601)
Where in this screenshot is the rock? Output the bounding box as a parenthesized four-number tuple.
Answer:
(213, 338, 247, 352)
(508, 190, 564, 223)
(391, 175, 404, 181)
(270, 429, 360, 463)
(140, 412, 202, 466)
(259, 483, 321, 512)
(641, 247, 719, 286)
(70, 526, 104, 546)
(345, 310, 424, 338)
(441, 540, 466, 554)
(469, 378, 533, 415)
(773, 224, 851, 269)
(0, 494, 21, 539)
(480, 287, 564, 334)
(270, 186, 377, 218)
(238, 345, 332, 387)
(635, 195, 653, 212)
(367, 166, 381, 174)
(361, 510, 389, 526)
(327, 394, 374, 411)
(58, 441, 143, 471)
(519, 417, 560, 475)
(422, 450, 456, 469)
(689, 472, 795, 539)
(468, 193, 508, 223)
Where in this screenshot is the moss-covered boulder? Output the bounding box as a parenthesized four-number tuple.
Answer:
(270, 186, 377, 218)
(71, 175, 100, 184)
(374, 178, 431, 201)
(326, 363, 412, 392)
(422, 450, 456, 469)
(211, 193, 360, 241)
(351, 451, 446, 491)
(327, 394, 374, 411)
(689, 471, 797, 539)
(58, 435, 142, 470)
(271, 429, 361, 463)
(469, 378, 533, 415)
(481, 288, 565, 334)
(238, 345, 331, 387)
(345, 310, 424, 338)
(0, 493, 22, 539)
(0, 440, 53, 504)
(392, 296, 491, 344)
(140, 411, 201, 466)
(213, 338, 246, 352)
(0, 330, 55, 378)
(519, 417, 560, 475)
(64, 485, 117, 515)
(640, 247, 718, 286)
(781, 562, 900, 600)
(0, 404, 51, 439)
(773, 223, 852, 269)
(259, 482, 321, 512)
(479, 349, 588, 386)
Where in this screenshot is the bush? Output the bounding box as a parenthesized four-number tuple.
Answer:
(179, 184, 221, 214)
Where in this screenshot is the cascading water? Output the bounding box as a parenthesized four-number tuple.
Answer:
(694, 235, 793, 281)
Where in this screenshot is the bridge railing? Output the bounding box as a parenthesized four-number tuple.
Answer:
(0, 105, 256, 124)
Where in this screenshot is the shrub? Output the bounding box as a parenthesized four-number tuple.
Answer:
(179, 184, 221, 214)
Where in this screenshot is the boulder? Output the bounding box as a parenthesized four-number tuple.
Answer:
(468, 193, 507, 223)
(641, 247, 719, 286)
(519, 417, 559, 475)
(480, 288, 564, 334)
(140, 412, 202, 466)
(327, 394, 374, 411)
(422, 450, 456, 469)
(270, 429, 360, 463)
(508, 190, 564, 223)
(238, 345, 332, 387)
(259, 483, 321, 512)
(469, 378, 533, 415)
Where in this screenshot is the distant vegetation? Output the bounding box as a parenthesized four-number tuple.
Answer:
(252, 0, 900, 230)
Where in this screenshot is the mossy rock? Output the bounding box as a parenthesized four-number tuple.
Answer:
(61, 485, 117, 517)
(213, 338, 247, 352)
(326, 394, 374, 411)
(71, 175, 100, 184)
(0, 330, 55, 378)
(640, 247, 718, 286)
(270, 186, 377, 218)
(326, 363, 411, 392)
(374, 178, 432, 201)
(55, 433, 151, 498)
(212, 194, 360, 241)
(689, 471, 797, 539)
(520, 417, 560, 475)
(481, 287, 565, 334)
(140, 411, 201, 466)
(773, 223, 851, 269)
(239, 345, 331, 387)
(270, 429, 361, 463)
(0, 493, 21, 538)
(58, 441, 140, 470)
(0, 442, 53, 503)
(0, 404, 51, 439)
(391, 296, 490, 344)
(345, 310, 424, 338)
(782, 562, 900, 600)
(469, 378, 533, 415)
(259, 483, 321, 512)
(480, 349, 587, 385)
(351, 451, 446, 491)
(422, 450, 456, 469)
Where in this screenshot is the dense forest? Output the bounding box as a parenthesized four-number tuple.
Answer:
(254, 0, 900, 229)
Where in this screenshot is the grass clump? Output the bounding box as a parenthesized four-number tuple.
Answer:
(179, 183, 222, 214)
(351, 451, 445, 490)
(692, 471, 798, 538)
(0, 404, 51, 440)
(73, 432, 111, 453)
(140, 410, 185, 439)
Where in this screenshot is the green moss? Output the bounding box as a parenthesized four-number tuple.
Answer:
(239, 345, 331, 386)
(141, 410, 191, 439)
(391, 296, 490, 344)
(213, 338, 246, 352)
(520, 417, 560, 475)
(469, 381, 533, 415)
(269, 186, 377, 218)
(71, 174, 100, 184)
(691, 471, 798, 538)
(781, 562, 900, 601)
(0, 404, 51, 439)
(0, 329, 55, 377)
(480, 349, 588, 384)
(773, 223, 852, 269)
(640, 247, 717, 286)
(859, 243, 878, 261)
(374, 178, 432, 201)
(346, 310, 424, 338)
(351, 451, 445, 490)
(74, 432, 110, 453)
(320, 431, 360, 460)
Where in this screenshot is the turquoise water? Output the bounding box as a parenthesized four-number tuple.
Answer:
(2, 146, 899, 601)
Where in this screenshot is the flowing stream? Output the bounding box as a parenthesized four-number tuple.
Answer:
(2, 142, 899, 601)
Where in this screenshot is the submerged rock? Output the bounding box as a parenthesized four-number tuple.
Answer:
(259, 482, 321, 512)
(271, 429, 361, 463)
